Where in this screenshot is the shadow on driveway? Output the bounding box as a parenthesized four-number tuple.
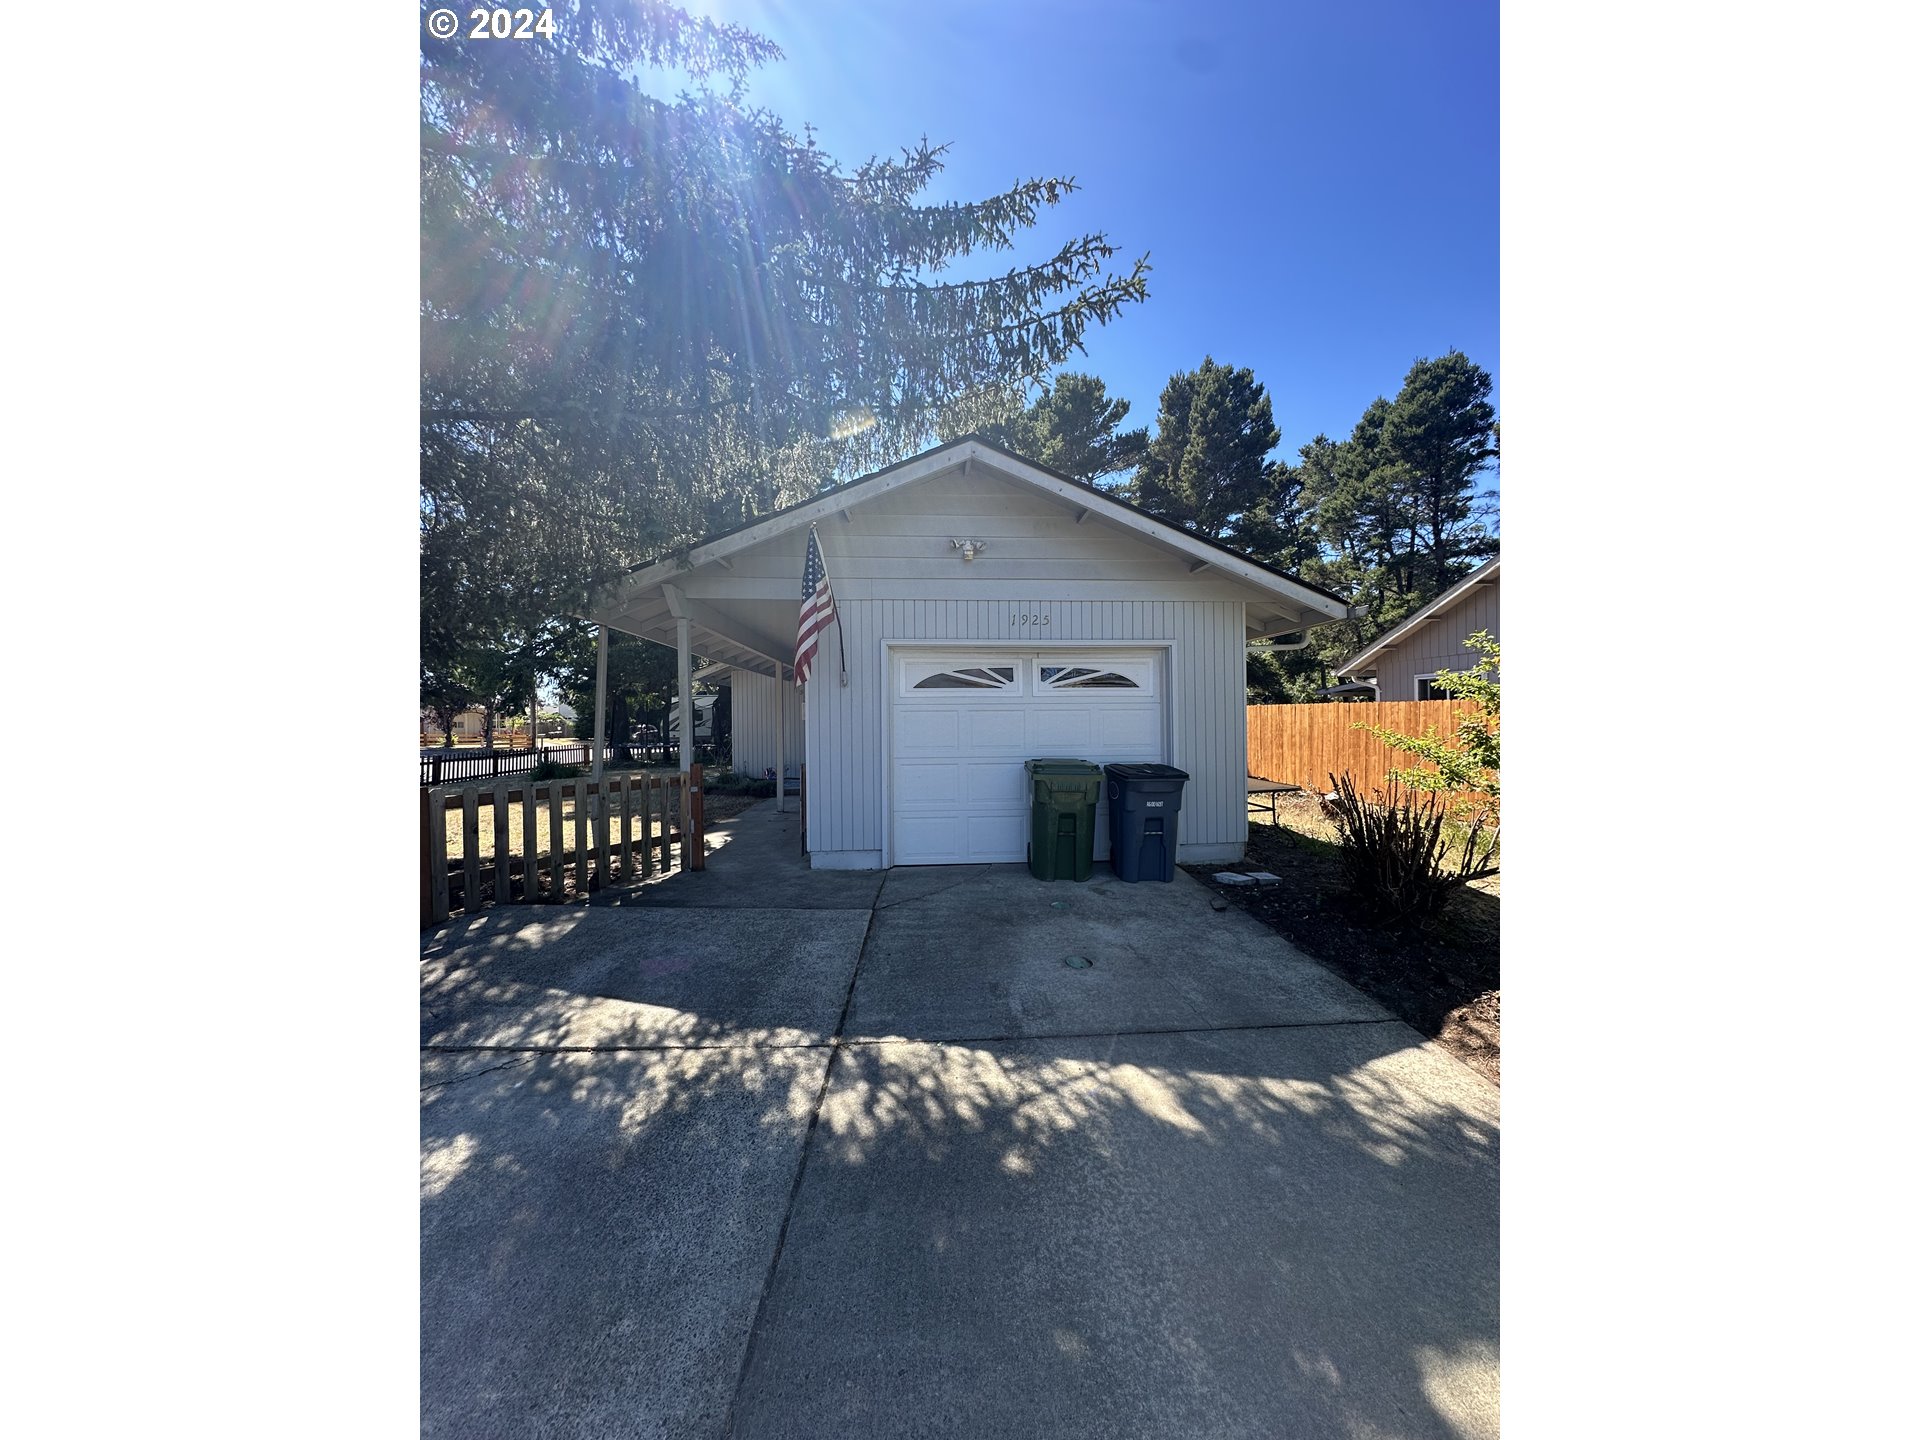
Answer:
(422, 801, 1499, 1440)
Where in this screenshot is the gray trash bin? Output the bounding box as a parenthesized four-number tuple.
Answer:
(1104, 763, 1190, 882)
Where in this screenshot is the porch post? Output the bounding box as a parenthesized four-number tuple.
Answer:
(676, 616, 694, 774)
(592, 621, 608, 782)
(775, 666, 786, 813)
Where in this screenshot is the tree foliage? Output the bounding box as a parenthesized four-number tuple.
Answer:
(420, 0, 1151, 694)
(1359, 631, 1500, 808)
(971, 372, 1148, 487)
(1127, 358, 1283, 541)
(1197, 352, 1500, 702)
(548, 622, 680, 753)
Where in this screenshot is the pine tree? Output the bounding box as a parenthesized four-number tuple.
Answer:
(973, 372, 1148, 487)
(421, 0, 1151, 716)
(1381, 351, 1500, 590)
(1129, 358, 1283, 540)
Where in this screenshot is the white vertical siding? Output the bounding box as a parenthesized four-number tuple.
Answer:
(805, 596, 1248, 866)
(730, 670, 805, 778)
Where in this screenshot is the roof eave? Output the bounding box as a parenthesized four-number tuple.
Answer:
(1332, 556, 1500, 677)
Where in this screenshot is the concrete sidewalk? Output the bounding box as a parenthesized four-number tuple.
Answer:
(422, 800, 1499, 1440)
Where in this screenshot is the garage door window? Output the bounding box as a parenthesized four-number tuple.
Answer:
(905, 662, 1019, 692)
(1038, 661, 1152, 693)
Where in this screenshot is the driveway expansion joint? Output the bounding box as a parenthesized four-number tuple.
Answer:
(838, 1015, 1409, 1049)
(721, 900, 879, 1437)
(421, 1018, 1405, 1059)
(422, 1039, 838, 1054)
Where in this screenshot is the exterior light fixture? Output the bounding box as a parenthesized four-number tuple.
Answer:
(950, 538, 987, 562)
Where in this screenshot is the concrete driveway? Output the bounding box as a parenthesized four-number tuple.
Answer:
(422, 801, 1499, 1439)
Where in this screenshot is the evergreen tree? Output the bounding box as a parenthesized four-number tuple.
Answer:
(421, 0, 1150, 716)
(1129, 358, 1284, 540)
(1242, 351, 1498, 703)
(1381, 351, 1500, 590)
(974, 372, 1148, 487)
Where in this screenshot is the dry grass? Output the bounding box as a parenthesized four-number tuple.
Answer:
(437, 775, 771, 872)
(437, 772, 683, 869)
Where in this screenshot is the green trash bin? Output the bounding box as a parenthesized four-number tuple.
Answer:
(1025, 758, 1104, 882)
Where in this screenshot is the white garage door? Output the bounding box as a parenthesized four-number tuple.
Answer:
(890, 649, 1166, 865)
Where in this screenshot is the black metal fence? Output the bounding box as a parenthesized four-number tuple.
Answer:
(419, 741, 722, 786)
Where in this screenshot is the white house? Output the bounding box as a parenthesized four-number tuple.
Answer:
(584, 437, 1356, 870)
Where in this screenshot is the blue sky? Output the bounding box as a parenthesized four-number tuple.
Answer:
(690, 0, 1499, 454)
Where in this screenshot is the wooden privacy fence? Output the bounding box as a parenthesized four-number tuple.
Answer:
(1247, 701, 1475, 796)
(420, 765, 704, 925)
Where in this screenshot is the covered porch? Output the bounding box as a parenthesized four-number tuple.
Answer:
(581, 563, 806, 814)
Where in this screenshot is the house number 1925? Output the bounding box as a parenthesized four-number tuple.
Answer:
(1010, 612, 1051, 626)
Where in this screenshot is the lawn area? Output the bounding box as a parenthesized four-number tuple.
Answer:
(1188, 792, 1501, 1084)
(437, 771, 768, 877)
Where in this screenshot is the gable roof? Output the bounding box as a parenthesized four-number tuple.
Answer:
(594, 435, 1353, 625)
(1334, 555, 1500, 678)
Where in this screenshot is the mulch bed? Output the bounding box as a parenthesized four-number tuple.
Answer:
(1184, 809, 1501, 1085)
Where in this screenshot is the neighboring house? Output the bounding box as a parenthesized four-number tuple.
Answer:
(1313, 680, 1379, 702)
(1334, 555, 1500, 701)
(421, 707, 494, 742)
(422, 703, 566, 744)
(583, 436, 1357, 870)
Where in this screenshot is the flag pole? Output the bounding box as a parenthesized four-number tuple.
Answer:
(835, 604, 848, 688)
(811, 521, 849, 687)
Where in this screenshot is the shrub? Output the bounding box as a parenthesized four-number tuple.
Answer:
(1357, 630, 1499, 815)
(1323, 772, 1499, 928)
(703, 771, 776, 798)
(527, 758, 584, 783)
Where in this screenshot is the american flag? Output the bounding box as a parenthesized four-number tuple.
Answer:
(795, 525, 837, 685)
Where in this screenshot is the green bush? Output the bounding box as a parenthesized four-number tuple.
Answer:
(527, 758, 584, 783)
(1356, 630, 1499, 814)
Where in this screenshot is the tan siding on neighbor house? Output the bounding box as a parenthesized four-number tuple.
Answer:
(1372, 576, 1500, 700)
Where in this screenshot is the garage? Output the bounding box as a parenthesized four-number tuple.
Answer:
(587, 436, 1356, 872)
(890, 649, 1164, 865)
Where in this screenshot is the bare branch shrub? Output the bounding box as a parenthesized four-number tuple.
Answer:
(1322, 772, 1499, 927)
